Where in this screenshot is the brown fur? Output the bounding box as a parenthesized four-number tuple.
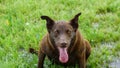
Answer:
(30, 13, 91, 68)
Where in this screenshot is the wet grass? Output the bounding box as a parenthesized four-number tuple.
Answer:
(0, 0, 120, 68)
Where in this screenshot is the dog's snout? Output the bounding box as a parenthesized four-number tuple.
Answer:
(61, 42, 67, 46)
(61, 42, 67, 48)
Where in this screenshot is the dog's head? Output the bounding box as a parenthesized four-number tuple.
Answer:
(41, 13, 81, 63)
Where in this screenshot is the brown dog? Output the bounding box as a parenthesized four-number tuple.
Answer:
(31, 13, 91, 68)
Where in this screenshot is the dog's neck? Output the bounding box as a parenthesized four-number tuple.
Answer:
(68, 30, 84, 54)
(47, 33, 56, 50)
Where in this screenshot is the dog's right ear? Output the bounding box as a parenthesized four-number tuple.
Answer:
(41, 16, 55, 33)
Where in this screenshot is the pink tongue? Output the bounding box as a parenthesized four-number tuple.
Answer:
(58, 47, 68, 63)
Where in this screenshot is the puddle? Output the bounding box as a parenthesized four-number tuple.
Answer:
(109, 58, 120, 68)
(101, 42, 115, 48)
(101, 42, 120, 68)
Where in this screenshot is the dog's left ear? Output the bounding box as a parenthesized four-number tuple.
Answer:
(69, 13, 81, 32)
(41, 16, 55, 33)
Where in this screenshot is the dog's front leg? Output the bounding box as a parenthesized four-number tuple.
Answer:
(78, 52, 86, 68)
(38, 50, 46, 68)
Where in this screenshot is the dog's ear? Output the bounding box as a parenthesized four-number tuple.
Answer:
(41, 16, 55, 33)
(69, 13, 81, 32)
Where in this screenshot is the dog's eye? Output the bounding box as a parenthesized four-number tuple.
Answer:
(66, 30, 71, 34)
(54, 30, 59, 35)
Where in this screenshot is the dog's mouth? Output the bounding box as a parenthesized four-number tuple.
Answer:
(58, 47, 68, 63)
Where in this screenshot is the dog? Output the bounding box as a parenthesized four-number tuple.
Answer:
(29, 13, 91, 68)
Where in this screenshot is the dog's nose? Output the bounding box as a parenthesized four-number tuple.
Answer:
(61, 42, 67, 48)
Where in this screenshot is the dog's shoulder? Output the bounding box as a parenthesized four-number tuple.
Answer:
(40, 33, 55, 52)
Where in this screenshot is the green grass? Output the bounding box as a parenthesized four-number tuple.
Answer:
(0, 0, 120, 68)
